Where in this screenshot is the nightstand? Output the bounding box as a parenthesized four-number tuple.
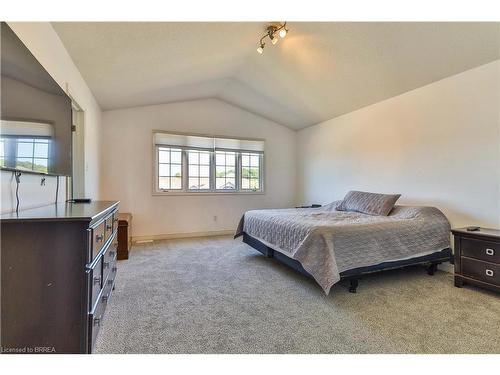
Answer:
(451, 227, 500, 293)
(117, 213, 132, 260)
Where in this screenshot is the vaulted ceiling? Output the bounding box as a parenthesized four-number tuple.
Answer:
(52, 22, 500, 129)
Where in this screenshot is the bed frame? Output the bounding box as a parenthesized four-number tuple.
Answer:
(242, 233, 453, 293)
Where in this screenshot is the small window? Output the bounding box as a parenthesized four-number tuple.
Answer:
(215, 151, 236, 190)
(241, 152, 261, 191)
(188, 150, 211, 190)
(158, 147, 182, 190)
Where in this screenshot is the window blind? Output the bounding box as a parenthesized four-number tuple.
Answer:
(154, 133, 214, 149)
(214, 137, 264, 153)
(1, 120, 54, 137)
(154, 132, 264, 153)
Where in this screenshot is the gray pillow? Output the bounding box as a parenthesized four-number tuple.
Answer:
(336, 190, 401, 216)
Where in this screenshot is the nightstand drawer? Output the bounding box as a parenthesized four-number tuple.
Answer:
(462, 257, 500, 286)
(461, 238, 500, 264)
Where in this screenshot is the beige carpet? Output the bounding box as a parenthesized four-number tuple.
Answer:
(95, 235, 500, 354)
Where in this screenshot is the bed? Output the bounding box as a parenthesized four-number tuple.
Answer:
(235, 201, 452, 294)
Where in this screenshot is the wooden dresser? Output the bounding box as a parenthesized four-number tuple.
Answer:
(451, 227, 500, 293)
(1, 201, 119, 353)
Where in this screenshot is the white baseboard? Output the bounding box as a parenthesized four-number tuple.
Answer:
(132, 229, 234, 243)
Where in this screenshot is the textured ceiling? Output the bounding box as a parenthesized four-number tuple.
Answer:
(52, 22, 500, 129)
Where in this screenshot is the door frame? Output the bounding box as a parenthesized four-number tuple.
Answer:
(68, 98, 85, 200)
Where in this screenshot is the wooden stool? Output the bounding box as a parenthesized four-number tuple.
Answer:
(117, 213, 132, 260)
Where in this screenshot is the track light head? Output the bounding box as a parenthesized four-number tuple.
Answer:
(257, 22, 288, 54)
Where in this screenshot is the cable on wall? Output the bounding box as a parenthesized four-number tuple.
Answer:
(55, 175, 59, 204)
(14, 171, 22, 213)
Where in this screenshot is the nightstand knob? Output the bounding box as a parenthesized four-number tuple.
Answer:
(486, 248, 494, 256)
(485, 269, 494, 277)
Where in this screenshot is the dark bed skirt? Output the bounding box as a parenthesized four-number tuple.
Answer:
(242, 232, 453, 284)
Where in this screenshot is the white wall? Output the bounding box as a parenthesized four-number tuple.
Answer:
(1, 22, 102, 213)
(297, 60, 500, 229)
(100, 98, 296, 238)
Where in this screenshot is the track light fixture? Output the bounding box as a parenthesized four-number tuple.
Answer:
(256, 22, 288, 54)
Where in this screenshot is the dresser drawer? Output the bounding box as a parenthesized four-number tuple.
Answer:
(104, 215, 114, 240)
(92, 221, 106, 260)
(461, 238, 500, 264)
(88, 291, 105, 353)
(88, 268, 115, 353)
(112, 211, 119, 233)
(103, 233, 117, 264)
(87, 256, 103, 312)
(102, 247, 117, 284)
(104, 267, 117, 293)
(462, 257, 500, 286)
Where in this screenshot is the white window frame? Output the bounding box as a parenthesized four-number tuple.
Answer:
(0, 136, 51, 173)
(156, 146, 183, 191)
(187, 149, 212, 191)
(240, 151, 264, 192)
(152, 132, 265, 196)
(214, 150, 238, 192)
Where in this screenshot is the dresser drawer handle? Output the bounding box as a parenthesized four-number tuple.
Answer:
(485, 248, 495, 256)
(485, 269, 494, 277)
(93, 277, 101, 286)
(96, 234, 104, 242)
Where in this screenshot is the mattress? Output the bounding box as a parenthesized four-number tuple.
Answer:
(235, 201, 451, 294)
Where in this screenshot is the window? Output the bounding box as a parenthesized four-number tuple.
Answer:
(0, 136, 50, 173)
(215, 151, 236, 190)
(241, 152, 261, 191)
(158, 147, 182, 190)
(188, 150, 211, 190)
(0, 139, 5, 167)
(154, 132, 264, 194)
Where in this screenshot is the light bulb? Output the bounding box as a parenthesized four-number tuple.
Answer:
(279, 28, 287, 38)
(271, 36, 278, 45)
(257, 45, 264, 54)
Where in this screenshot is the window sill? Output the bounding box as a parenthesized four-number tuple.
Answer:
(152, 191, 265, 197)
